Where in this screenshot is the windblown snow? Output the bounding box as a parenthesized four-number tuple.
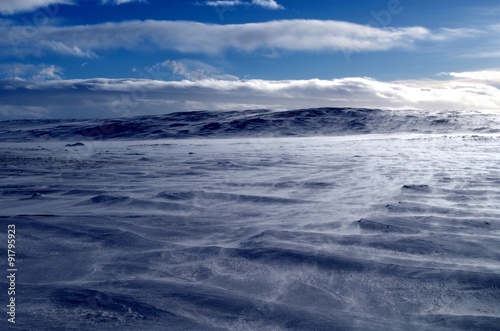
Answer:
(1, 108, 499, 330)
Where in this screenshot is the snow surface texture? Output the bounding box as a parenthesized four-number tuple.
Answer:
(1, 108, 500, 142)
(1, 108, 500, 330)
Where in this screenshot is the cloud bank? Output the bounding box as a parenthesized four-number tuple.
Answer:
(1, 19, 479, 58)
(1, 71, 499, 120)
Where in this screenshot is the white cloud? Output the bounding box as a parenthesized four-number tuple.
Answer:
(153, 60, 189, 79)
(0, 0, 74, 15)
(205, 0, 283, 10)
(0, 19, 477, 58)
(251, 0, 283, 10)
(40, 41, 98, 58)
(0, 0, 146, 14)
(100, 0, 146, 5)
(206, 1, 244, 6)
(0, 63, 63, 81)
(33, 64, 63, 80)
(442, 70, 500, 85)
(1, 73, 499, 119)
(146, 59, 239, 81)
(461, 25, 500, 58)
(426, 28, 483, 41)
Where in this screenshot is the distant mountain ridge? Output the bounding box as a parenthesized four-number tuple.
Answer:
(1, 108, 499, 141)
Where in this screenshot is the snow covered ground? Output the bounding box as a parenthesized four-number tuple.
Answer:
(1, 109, 500, 330)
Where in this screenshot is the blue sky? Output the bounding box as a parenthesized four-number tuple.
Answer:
(0, 0, 500, 119)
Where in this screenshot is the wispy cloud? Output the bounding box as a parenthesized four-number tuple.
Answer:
(100, 0, 146, 5)
(426, 27, 483, 41)
(1, 73, 499, 119)
(0, 0, 74, 15)
(146, 59, 239, 81)
(205, 1, 244, 6)
(458, 24, 500, 58)
(252, 0, 283, 10)
(444, 69, 500, 84)
(0, 63, 63, 80)
(461, 50, 500, 59)
(40, 41, 98, 58)
(1, 19, 478, 58)
(0, 0, 145, 15)
(205, 0, 283, 10)
(0, 105, 50, 119)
